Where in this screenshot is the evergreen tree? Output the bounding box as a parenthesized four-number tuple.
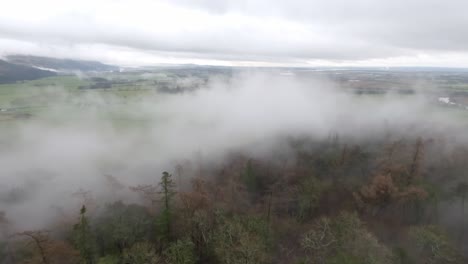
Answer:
(156, 171, 176, 244)
(454, 181, 468, 247)
(73, 205, 96, 264)
(242, 160, 258, 194)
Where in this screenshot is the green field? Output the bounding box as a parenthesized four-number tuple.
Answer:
(2, 71, 468, 126)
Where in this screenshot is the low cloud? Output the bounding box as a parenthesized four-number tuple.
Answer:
(0, 72, 465, 230)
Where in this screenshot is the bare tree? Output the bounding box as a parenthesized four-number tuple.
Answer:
(16, 230, 51, 264)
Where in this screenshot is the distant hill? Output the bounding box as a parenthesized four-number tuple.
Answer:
(6, 55, 119, 72)
(0, 60, 56, 84)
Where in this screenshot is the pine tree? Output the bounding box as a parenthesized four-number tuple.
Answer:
(454, 182, 468, 247)
(73, 205, 95, 264)
(156, 171, 176, 245)
(242, 160, 258, 194)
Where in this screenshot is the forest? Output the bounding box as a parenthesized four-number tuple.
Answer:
(4, 0, 468, 263)
(1, 132, 468, 264)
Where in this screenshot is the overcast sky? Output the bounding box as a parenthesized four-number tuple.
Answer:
(1, 0, 468, 67)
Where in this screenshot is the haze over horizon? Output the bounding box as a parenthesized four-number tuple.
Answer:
(4, 1, 468, 263)
(2, 0, 468, 67)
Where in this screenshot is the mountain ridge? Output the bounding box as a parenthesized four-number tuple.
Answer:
(6, 55, 119, 73)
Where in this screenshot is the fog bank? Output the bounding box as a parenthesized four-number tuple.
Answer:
(0, 72, 465, 231)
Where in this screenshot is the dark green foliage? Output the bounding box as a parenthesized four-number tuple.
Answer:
(393, 247, 415, 264)
(122, 242, 161, 264)
(180, 209, 216, 263)
(212, 213, 271, 264)
(242, 160, 258, 194)
(156, 210, 171, 245)
(9, 136, 468, 264)
(421, 181, 445, 223)
(453, 182, 468, 200)
(0, 241, 5, 263)
(96, 255, 119, 264)
(301, 212, 394, 264)
(453, 182, 468, 245)
(94, 201, 153, 255)
(164, 238, 197, 264)
(296, 176, 324, 220)
(73, 205, 96, 264)
(409, 225, 462, 264)
(327, 253, 365, 264)
(156, 171, 177, 244)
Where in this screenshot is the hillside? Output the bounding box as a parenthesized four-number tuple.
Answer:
(6, 55, 118, 72)
(0, 60, 56, 84)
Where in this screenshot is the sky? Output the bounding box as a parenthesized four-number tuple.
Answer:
(1, 0, 468, 67)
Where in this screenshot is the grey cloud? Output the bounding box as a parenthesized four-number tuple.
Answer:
(165, 0, 468, 55)
(1, 0, 468, 65)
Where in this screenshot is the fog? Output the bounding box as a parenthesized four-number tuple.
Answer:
(0, 72, 465, 231)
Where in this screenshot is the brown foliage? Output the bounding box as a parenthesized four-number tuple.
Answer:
(16, 230, 80, 264)
(395, 186, 429, 205)
(178, 178, 211, 217)
(358, 174, 397, 209)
